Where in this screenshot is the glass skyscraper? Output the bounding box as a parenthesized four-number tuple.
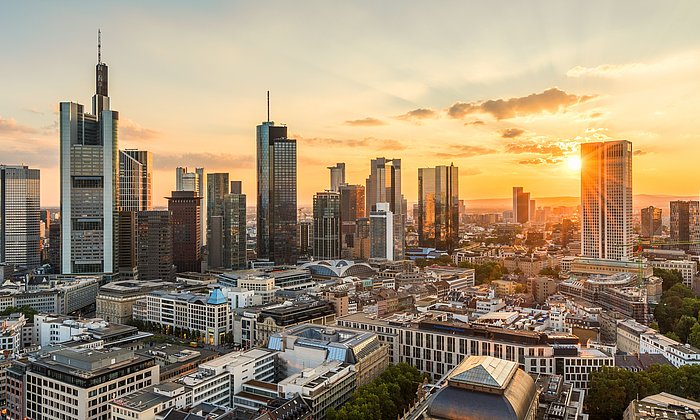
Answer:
(313, 191, 341, 260)
(256, 121, 298, 265)
(0, 165, 41, 268)
(418, 164, 459, 251)
(60, 45, 119, 276)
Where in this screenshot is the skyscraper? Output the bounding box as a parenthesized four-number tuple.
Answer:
(0, 165, 41, 268)
(339, 184, 365, 258)
(512, 187, 530, 224)
(117, 210, 138, 280)
(207, 173, 229, 267)
(256, 103, 298, 265)
(168, 191, 202, 273)
(328, 163, 345, 192)
(176, 167, 205, 245)
(641, 206, 663, 238)
(136, 210, 175, 281)
(418, 164, 459, 251)
(370, 203, 393, 260)
(365, 158, 404, 260)
(223, 187, 247, 269)
(670, 201, 700, 252)
(580, 140, 633, 261)
(298, 219, 313, 259)
(119, 150, 152, 211)
(60, 36, 119, 276)
(313, 191, 341, 260)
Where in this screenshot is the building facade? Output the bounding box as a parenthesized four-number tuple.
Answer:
(223, 191, 247, 269)
(512, 187, 531, 224)
(339, 184, 365, 259)
(370, 203, 394, 260)
(580, 140, 633, 261)
(167, 191, 202, 273)
(313, 191, 341, 260)
(365, 158, 404, 260)
(137, 211, 175, 281)
(418, 164, 459, 251)
(641, 206, 662, 238)
(175, 167, 205, 246)
(0, 165, 40, 268)
(670, 201, 700, 252)
(119, 149, 152, 212)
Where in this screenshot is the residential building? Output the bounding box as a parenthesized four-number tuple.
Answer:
(0, 165, 41, 268)
(328, 162, 345, 192)
(257, 117, 298, 265)
(580, 140, 633, 261)
(137, 211, 175, 281)
(641, 206, 662, 238)
(60, 44, 119, 277)
(365, 157, 405, 260)
(670, 201, 700, 252)
(640, 332, 700, 367)
(418, 164, 459, 251)
(167, 191, 202, 273)
(313, 191, 341, 260)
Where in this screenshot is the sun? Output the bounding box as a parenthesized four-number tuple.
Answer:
(566, 155, 582, 171)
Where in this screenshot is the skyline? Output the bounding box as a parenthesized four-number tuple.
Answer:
(3, 2, 700, 207)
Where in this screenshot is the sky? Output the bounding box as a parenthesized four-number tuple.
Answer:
(2, 1, 700, 208)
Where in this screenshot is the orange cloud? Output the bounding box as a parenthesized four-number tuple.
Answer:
(436, 144, 498, 158)
(0, 116, 37, 136)
(120, 118, 160, 140)
(447, 88, 596, 120)
(298, 136, 406, 150)
(396, 108, 437, 121)
(500, 128, 525, 138)
(344, 117, 385, 126)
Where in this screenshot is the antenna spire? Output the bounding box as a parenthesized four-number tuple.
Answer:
(267, 91, 270, 122)
(98, 29, 102, 64)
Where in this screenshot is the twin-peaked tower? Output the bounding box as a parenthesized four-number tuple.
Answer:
(60, 32, 119, 277)
(366, 158, 405, 260)
(256, 94, 298, 265)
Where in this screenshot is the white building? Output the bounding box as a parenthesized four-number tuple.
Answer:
(370, 202, 394, 260)
(640, 332, 700, 367)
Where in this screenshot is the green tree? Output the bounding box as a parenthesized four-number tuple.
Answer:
(688, 324, 700, 349)
(654, 268, 684, 291)
(674, 315, 697, 343)
(539, 266, 560, 277)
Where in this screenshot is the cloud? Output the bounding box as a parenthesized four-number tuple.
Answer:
(436, 144, 498, 159)
(464, 120, 485, 126)
(633, 149, 648, 156)
(517, 157, 559, 165)
(24, 108, 44, 115)
(460, 168, 482, 176)
(0, 116, 37, 136)
(344, 117, 385, 127)
(396, 108, 437, 122)
(566, 63, 648, 78)
(500, 128, 525, 139)
(120, 118, 160, 140)
(447, 88, 596, 120)
(154, 152, 254, 170)
(298, 136, 406, 150)
(505, 138, 579, 165)
(566, 51, 700, 79)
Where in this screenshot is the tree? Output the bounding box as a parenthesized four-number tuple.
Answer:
(539, 266, 560, 277)
(674, 315, 697, 343)
(688, 323, 700, 349)
(654, 268, 684, 291)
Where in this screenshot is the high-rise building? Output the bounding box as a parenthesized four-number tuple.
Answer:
(176, 167, 205, 245)
(223, 188, 247, 269)
(328, 163, 345, 192)
(365, 158, 404, 259)
(0, 165, 40, 268)
(168, 191, 202, 273)
(670, 201, 700, 252)
(313, 191, 341, 260)
(207, 173, 229, 267)
(370, 203, 394, 260)
(512, 187, 530, 224)
(339, 184, 365, 258)
(257, 112, 298, 265)
(137, 211, 175, 281)
(529, 199, 536, 222)
(580, 140, 633, 261)
(417, 164, 459, 251)
(641, 206, 663, 238)
(119, 149, 152, 211)
(355, 217, 371, 260)
(117, 210, 138, 280)
(299, 219, 313, 259)
(60, 38, 119, 277)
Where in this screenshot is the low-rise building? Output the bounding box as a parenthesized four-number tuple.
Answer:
(640, 332, 700, 367)
(96, 280, 173, 324)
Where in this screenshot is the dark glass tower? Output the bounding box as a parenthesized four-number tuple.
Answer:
(256, 117, 298, 265)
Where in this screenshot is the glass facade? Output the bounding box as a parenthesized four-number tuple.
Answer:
(0, 165, 41, 267)
(313, 191, 341, 260)
(418, 164, 459, 251)
(223, 192, 247, 269)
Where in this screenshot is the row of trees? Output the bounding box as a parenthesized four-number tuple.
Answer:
(128, 319, 235, 345)
(326, 363, 424, 420)
(653, 282, 700, 347)
(586, 364, 700, 419)
(0, 305, 38, 320)
(458, 261, 508, 284)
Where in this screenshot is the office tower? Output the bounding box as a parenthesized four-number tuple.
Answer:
(230, 180, 242, 195)
(48, 220, 61, 270)
(417, 164, 459, 251)
(60, 38, 119, 276)
(365, 158, 405, 260)
(207, 173, 229, 267)
(512, 187, 530, 224)
(313, 191, 341, 260)
(223, 188, 247, 269)
(208, 216, 224, 268)
(641, 206, 663, 238)
(168, 191, 202, 273)
(670, 201, 700, 251)
(0, 165, 40, 267)
(530, 199, 536, 222)
(176, 167, 206, 246)
(580, 140, 633, 260)
(41, 209, 51, 233)
(370, 203, 394, 260)
(339, 184, 365, 258)
(355, 217, 371, 260)
(328, 163, 345, 192)
(119, 149, 152, 211)
(117, 210, 138, 280)
(256, 106, 298, 265)
(137, 211, 175, 281)
(299, 219, 313, 259)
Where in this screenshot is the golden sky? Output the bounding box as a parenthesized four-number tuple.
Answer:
(2, 1, 700, 207)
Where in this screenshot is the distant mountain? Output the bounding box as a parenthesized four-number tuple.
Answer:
(464, 194, 700, 213)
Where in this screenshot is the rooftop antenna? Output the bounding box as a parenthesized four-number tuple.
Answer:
(98, 29, 102, 64)
(267, 90, 270, 122)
